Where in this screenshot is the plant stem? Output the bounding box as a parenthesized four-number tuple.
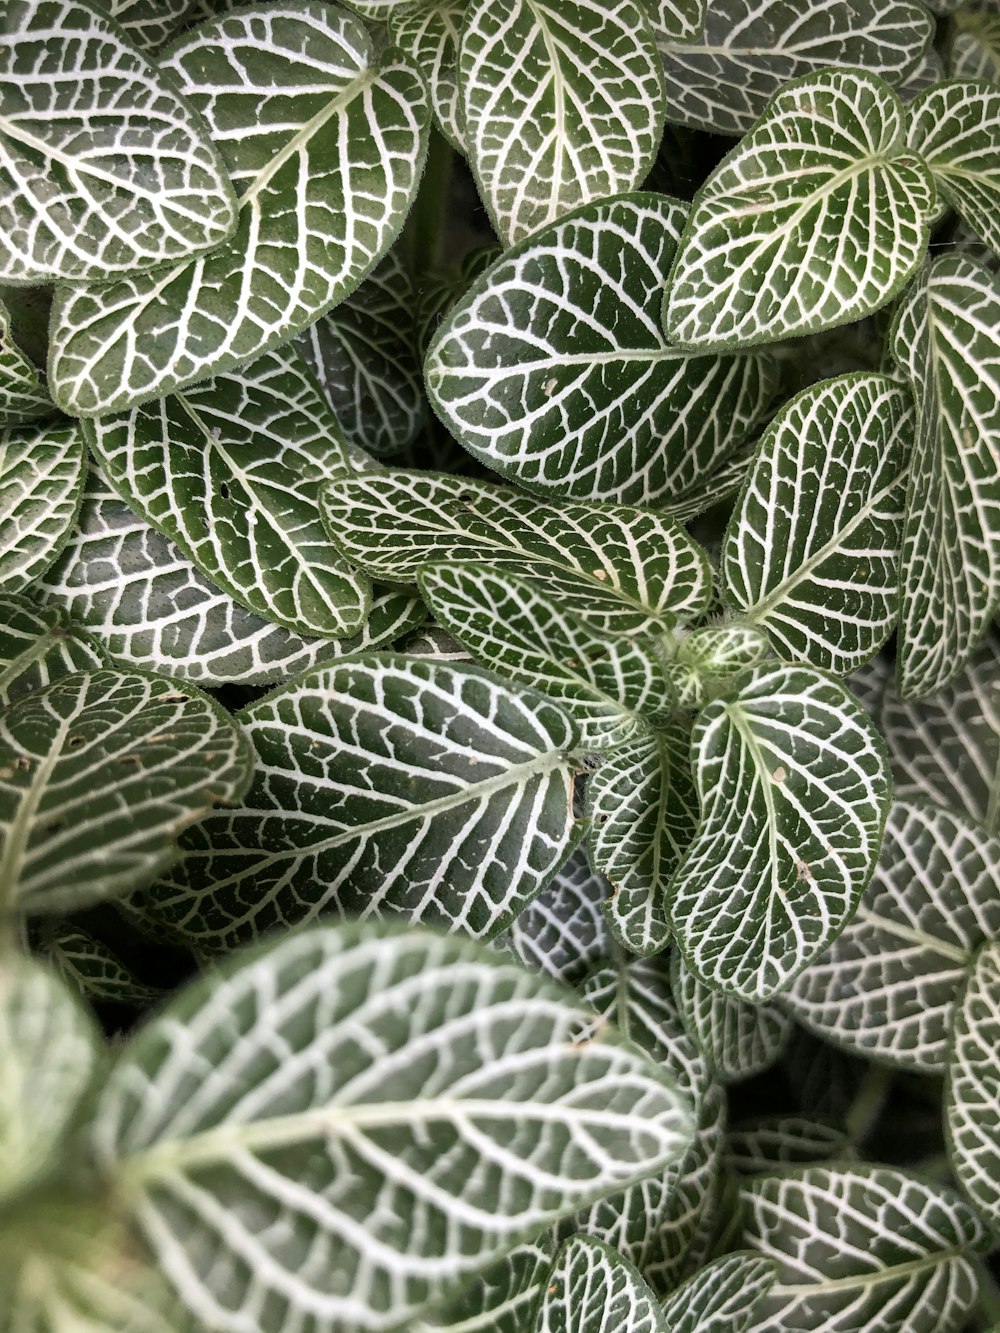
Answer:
(404, 128, 454, 281)
(845, 1063, 892, 1149)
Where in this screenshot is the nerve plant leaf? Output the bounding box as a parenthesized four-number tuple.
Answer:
(0, 669, 254, 918)
(908, 82, 1000, 255)
(0, 295, 51, 426)
(783, 800, 1000, 1073)
(724, 1115, 853, 1175)
(458, 0, 665, 246)
(946, 939, 1000, 1231)
(0, 421, 85, 592)
(416, 1240, 557, 1333)
(950, 11, 1000, 83)
(721, 373, 912, 675)
(534, 1236, 668, 1332)
(667, 664, 891, 1002)
(49, 2, 430, 416)
(739, 1167, 988, 1333)
(136, 655, 580, 953)
(663, 70, 935, 351)
(94, 923, 695, 1333)
(0, 594, 105, 706)
(92, 0, 199, 52)
(891, 255, 1000, 697)
(389, 0, 466, 151)
(320, 469, 713, 634)
(40, 923, 165, 1007)
(85, 344, 373, 639)
(658, 1251, 777, 1333)
(498, 847, 613, 987)
(670, 951, 792, 1084)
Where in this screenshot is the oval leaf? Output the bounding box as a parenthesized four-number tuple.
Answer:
(0, 295, 51, 426)
(535, 1235, 668, 1332)
(670, 951, 792, 1084)
(908, 81, 1000, 256)
(498, 847, 613, 987)
(389, 0, 466, 151)
(946, 940, 1000, 1230)
(659, 1252, 777, 1333)
(40, 923, 164, 1008)
(0, 421, 85, 593)
(0, 594, 105, 706)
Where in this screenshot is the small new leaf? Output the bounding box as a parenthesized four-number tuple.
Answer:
(908, 81, 1000, 256)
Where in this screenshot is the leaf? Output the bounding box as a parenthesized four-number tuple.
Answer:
(389, 1, 466, 151)
(48, 2, 430, 416)
(426, 194, 778, 508)
(458, 0, 665, 246)
(659, 1252, 777, 1333)
(534, 1236, 669, 1332)
(891, 255, 1000, 696)
(85, 344, 373, 639)
(419, 563, 669, 750)
(40, 923, 165, 1007)
(784, 800, 1000, 1073)
(908, 82, 1000, 256)
(0, 294, 51, 426)
(721, 373, 912, 674)
(739, 1166, 988, 1333)
(0, 668, 254, 918)
(725, 1116, 853, 1175)
(587, 724, 698, 956)
(0, 594, 105, 707)
(667, 623, 771, 710)
(94, 922, 695, 1333)
(642, 0, 703, 44)
(663, 70, 935, 351)
(667, 664, 891, 1003)
(946, 939, 1000, 1230)
(0, 954, 98, 1204)
(950, 12, 1000, 83)
(0, 0, 236, 282)
(0, 421, 85, 594)
(92, 0, 197, 51)
(415, 1240, 557, 1333)
(652, 0, 934, 136)
(322, 468, 711, 633)
(669, 951, 791, 1084)
(135, 654, 581, 953)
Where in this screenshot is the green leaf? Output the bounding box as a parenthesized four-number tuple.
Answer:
(92, 0, 197, 51)
(721, 373, 911, 674)
(0, 294, 51, 426)
(85, 344, 372, 639)
(642, 0, 703, 44)
(40, 923, 165, 1007)
(670, 950, 792, 1084)
(0, 594, 105, 706)
(534, 1236, 669, 1332)
(652, 0, 934, 136)
(135, 654, 581, 952)
(95, 922, 695, 1332)
(784, 800, 1000, 1073)
(725, 1115, 854, 1175)
(320, 468, 713, 635)
(416, 1240, 557, 1333)
(0, 421, 85, 593)
(390, 1, 466, 151)
(419, 563, 669, 750)
(739, 1166, 988, 1333)
(458, 0, 665, 246)
(908, 81, 1000, 255)
(0, 0, 236, 282)
(946, 939, 1000, 1230)
(950, 11, 1000, 83)
(663, 70, 935, 351)
(586, 723, 698, 956)
(425, 194, 779, 507)
(891, 255, 1000, 697)
(48, 1, 430, 416)
(668, 664, 891, 1002)
(659, 1252, 777, 1333)
(0, 954, 98, 1204)
(667, 623, 771, 710)
(0, 668, 254, 918)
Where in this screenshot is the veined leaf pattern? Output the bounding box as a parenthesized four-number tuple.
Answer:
(908, 81, 1000, 255)
(659, 1251, 777, 1333)
(0, 295, 51, 426)
(950, 11, 1000, 83)
(390, 0, 466, 151)
(415, 1240, 557, 1333)
(725, 1115, 854, 1175)
(497, 847, 613, 988)
(642, 0, 703, 44)
(92, 0, 197, 52)
(40, 923, 165, 1007)
(946, 939, 1000, 1230)
(670, 950, 792, 1084)
(0, 421, 84, 593)
(534, 1235, 668, 1332)
(0, 594, 105, 706)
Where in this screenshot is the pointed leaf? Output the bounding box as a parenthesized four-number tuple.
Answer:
(41, 923, 164, 1007)
(0, 421, 85, 593)
(670, 951, 791, 1084)
(892, 255, 1000, 696)
(390, 1, 466, 151)
(722, 374, 911, 673)
(664, 70, 935, 351)
(725, 1116, 853, 1175)
(0, 594, 105, 706)
(320, 468, 713, 634)
(49, 2, 430, 415)
(0, 668, 254, 917)
(95, 922, 695, 1333)
(668, 664, 891, 1002)
(908, 82, 1000, 256)
(659, 1252, 777, 1333)
(426, 193, 778, 507)
(535, 1236, 668, 1332)
(946, 939, 1000, 1230)
(415, 1240, 557, 1333)
(0, 295, 51, 426)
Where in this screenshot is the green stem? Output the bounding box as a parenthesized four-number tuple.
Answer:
(844, 1063, 892, 1149)
(403, 128, 454, 282)
(973, 1257, 1000, 1331)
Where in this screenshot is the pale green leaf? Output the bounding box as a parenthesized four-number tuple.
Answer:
(642, 0, 703, 44)
(0, 0, 236, 282)
(740, 1167, 988, 1333)
(784, 800, 1000, 1073)
(85, 344, 372, 639)
(670, 950, 791, 1084)
(415, 1240, 557, 1333)
(92, 0, 197, 51)
(725, 1116, 853, 1175)
(908, 81, 1000, 255)
(0, 668, 254, 917)
(667, 623, 771, 710)
(0, 594, 105, 706)
(425, 193, 779, 507)
(0, 294, 51, 426)
(946, 939, 1000, 1230)
(0, 421, 85, 593)
(664, 70, 935, 351)
(390, 1, 466, 151)
(892, 255, 1000, 697)
(896, 43, 947, 103)
(95, 922, 695, 1333)
(535, 1236, 668, 1332)
(49, 2, 430, 416)
(40, 923, 165, 1008)
(668, 664, 891, 1002)
(497, 847, 613, 988)
(722, 373, 911, 674)
(459, 0, 665, 245)
(659, 1252, 777, 1333)
(950, 11, 1000, 82)
(320, 468, 713, 634)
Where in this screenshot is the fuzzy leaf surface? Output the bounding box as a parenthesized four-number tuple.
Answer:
(908, 81, 1000, 255)
(535, 1236, 668, 1332)
(946, 940, 1000, 1229)
(659, 1252, 777, 1333)
(390, 1, 465, 150)
(498, 847, 613, 987)
(0, 296, 50, 426)
(0, 421, 85, 593)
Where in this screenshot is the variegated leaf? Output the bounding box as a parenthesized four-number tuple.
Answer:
(725, 1116, 853, 1175)
(458, 0, 665, 246)
(390, 1, 466, 151)
(739, 1167, 988, 1333)
(908, 81, 1000, 255)
(664, 70, 935, 351)
(535, 1236, 668, 1332)
(40, 923, 165, 1007)
(722, 373, 911, 674)
(0, 594, 105, 706)
(950, 11, 1000, 83)
(85, 344, 373, 639)
(667, 664, 891, 1002)
(415, 1240, 557, 1333)
(49, 2, 429, 416)
(320, 468, 713, 634)
(946, 940, 1000, 1230)
(642, 0, 703, 44)
(95, 923, 695, 1333)
(0, 421, 85, 592)
(134, 655, 581, 953)
(0, 295, 51, 426)
(670, 951, 791, 1084)
(426, 194, 778, 507)
(659, 1252, 777, 1333)
(92, 0, 196, 51)
(892, 255, 1000, 696)
(666, 623, 771, 711)
(419, 563, 669, 750)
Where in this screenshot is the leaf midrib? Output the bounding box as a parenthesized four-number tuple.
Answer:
(770, 1244, 968, 1296)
